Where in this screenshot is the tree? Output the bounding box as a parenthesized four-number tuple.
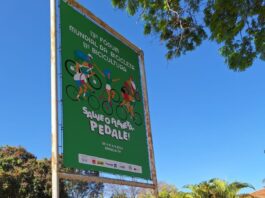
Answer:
(111, 0, 265, 71)
(63, 169, 104, 198)
(137, 182, 187, 198)
(0, 146, 56, 198)
(157, 183, 189, 198)
(0, 146, 103, 198)
(184, 178, 254, 198)
(111, 192, 128, 198)
(106, 180, 254, 198)
(104, 183, 138, 198)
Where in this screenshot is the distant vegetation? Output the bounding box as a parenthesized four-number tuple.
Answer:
(0, 146, 256, 197)
(0, 146, 103, 198)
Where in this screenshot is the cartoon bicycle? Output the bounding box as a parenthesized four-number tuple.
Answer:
(101, 89, 120, 115)
(65, 50, 102, 91)
(64, 50, 143, 126)
(122, 76, 141, 102)
(65, 84, 100, 110)
(116, 103, 143, 126)
(116, 87, 143, 126)
(64, 50, 102, 109)
(65, 59, 102, 91)
(92, 66, 121, 116)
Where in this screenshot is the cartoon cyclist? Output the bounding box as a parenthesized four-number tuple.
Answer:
(123, 75, 137, 96)
(73, 62, 95, 100)
(120, 86, 135, 117)
(94, 66, 119, 104)
(74, 50, 92, 63)
(119, 75, 140, 118)
(72, 50, 96, 100)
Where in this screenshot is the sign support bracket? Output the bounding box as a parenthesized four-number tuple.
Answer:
(59, 172, 156, 189)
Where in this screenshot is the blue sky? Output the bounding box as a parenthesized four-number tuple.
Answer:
(0, 0, 264, 193)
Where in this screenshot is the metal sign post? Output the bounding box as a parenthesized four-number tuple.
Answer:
(139, 52, 159, 198)
(50, 0, 59, 197)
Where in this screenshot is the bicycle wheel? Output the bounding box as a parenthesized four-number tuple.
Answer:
(88, 74, 102, 90)
(133, 112, 142, 126)
(65, 59, 76, 77)
(134, 91, 141, 101)
(116, 105, 128, 121)
(88, 95, 100, 110)
(66, 85, 78, 101)
(102, 100, 113, 115)
(111, 89, 120, 103)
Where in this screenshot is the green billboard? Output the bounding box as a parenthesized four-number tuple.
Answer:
(60, 1, 151, 179)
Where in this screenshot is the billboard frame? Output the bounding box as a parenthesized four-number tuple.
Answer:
(51, 0, 158, 197)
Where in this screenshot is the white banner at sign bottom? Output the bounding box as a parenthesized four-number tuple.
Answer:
(79, 154, 142, 174)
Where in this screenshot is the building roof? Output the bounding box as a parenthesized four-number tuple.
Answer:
(251, 189, 265, 198)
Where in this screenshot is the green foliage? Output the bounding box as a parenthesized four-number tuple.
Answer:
(0, 146, 53, 198)
(0, 146, 256, 198)
(111, 0, 265, 71)
(137, 182, 190, 198)
(0, 146, 103, 198)
(109, 180, 254, 198)
(63, 169, 104, 197)
(111, 192, 127, 198)
(158, 183, 180, 198)
(184, 178, 254, 198)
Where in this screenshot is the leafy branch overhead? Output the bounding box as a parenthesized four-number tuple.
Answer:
(111, 0, 265, 71)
